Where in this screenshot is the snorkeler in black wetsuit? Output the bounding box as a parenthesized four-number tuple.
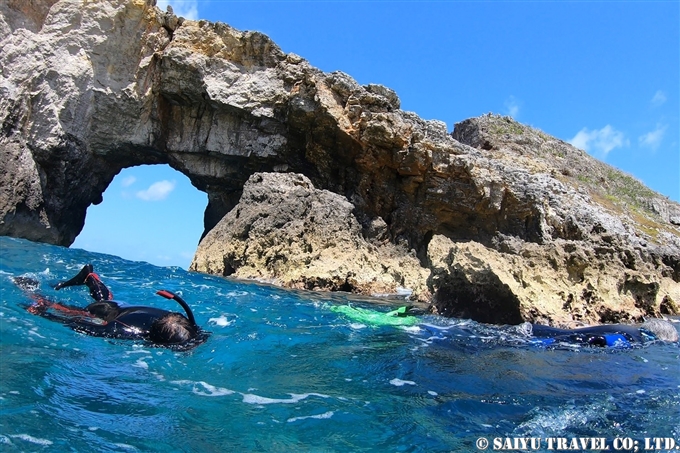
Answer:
(15, 264, 208, 350)
(528, 319, 678, 348)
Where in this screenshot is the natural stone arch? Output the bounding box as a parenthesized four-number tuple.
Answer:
(0, 0, 558, 255)
(1, 0, 567, 256)
(0, 1, 293, 245)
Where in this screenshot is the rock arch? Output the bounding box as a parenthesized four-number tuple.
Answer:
(1, 0, 550, 254)
(0, 0, 301, 245)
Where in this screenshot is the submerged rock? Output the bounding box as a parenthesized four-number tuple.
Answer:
(1, 0, 678, 325)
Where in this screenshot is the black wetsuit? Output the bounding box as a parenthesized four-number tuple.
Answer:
(15, 264, 206, 349)
(48, 266, 171, 339)
(530, 324, 657, 347)
(67, 302, 177, 340)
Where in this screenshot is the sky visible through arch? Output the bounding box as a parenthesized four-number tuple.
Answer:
(72, 165, 206, 269)
(75, 0, 679, 269)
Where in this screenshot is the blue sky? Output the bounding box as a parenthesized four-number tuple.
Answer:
(73, 0, 679, 269)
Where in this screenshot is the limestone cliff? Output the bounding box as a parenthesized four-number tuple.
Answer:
(191, 172, 430, 300)
(1, 0, 679, 326)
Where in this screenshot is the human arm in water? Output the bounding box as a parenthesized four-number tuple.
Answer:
(14, 276, 104, 324)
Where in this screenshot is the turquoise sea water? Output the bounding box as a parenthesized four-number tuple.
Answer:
(1, 236, 678, 452)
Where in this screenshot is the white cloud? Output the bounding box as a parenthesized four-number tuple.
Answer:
(121, 175, 136, 187)
(156, 0, 199, 20)
(504, 96, 520, 118)
(569, 125, 628, 158)
(136, 180, 176, 201)
(650, 90, 667, 107)
(638, 124, 667, 150)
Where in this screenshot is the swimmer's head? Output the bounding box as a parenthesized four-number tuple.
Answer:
(641, 318, 679, 342)
(149, 313, 198, 345)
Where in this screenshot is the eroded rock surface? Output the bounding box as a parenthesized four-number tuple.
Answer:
(1, 0, 679, 325)
(191, 172, 430, 300)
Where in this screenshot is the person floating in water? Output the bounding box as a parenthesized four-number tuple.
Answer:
(330, 304, 422, 327)
(332, 302, 678, 348)
(14, 264, 208, 350)
(521, 319, 678, 348)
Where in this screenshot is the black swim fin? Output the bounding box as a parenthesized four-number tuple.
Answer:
(53, 264, 94, 290)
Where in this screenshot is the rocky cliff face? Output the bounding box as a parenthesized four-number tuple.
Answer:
(191, 172, 430, 300)
(2, 0, 679, 326)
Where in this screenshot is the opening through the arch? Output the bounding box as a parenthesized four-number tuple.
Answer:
(72, 164, 207, 269)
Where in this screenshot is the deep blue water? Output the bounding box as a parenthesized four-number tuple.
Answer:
(0, 236, 678, 453)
